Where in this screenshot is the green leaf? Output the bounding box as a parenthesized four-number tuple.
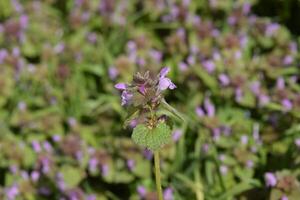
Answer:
(132, 124, 148, 147)
(132, 122, 172, 151)
(61, 165, 84, 189)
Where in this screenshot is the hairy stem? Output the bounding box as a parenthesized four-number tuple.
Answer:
(154, 150, 163, 200)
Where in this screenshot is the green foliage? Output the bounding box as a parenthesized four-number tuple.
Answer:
(132, 122, 172, 151)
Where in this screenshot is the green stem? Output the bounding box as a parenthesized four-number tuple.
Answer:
(154, 150, 163, 200)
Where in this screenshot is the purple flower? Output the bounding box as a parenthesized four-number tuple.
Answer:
(109, 66, 119, 80)
(43, 141, 53, 152)
(204, 98, 215, 117)
(143, 149, 153, 160)
(172, 129, 183, 142)
(89, 158, 98, 172)
(6, 184, 19, 200)
(32, 141, 41, 153)
(163, 187, 174, 200)
(101, 164, 109, 176)
(250, 81, 261, 96)
(178, 62, 188, 71)
(52, 135, 61, 142)
(283, 55, 293, 65)
(264, 172, 277, 187)
(121, 90, 133, 106)
(127, 159, 135, 171)
(31, 171, 40, 182)
(218, 74, 230, 86)
(137, 186, 146, 197)
(158, 67, 176, 91)
(240, 135, 248, 145)
(265, 23, 279, 37)
(195, 106, 204, 117)
(235, 88, 243, 102)
(246, 160, 254, 168)
(276, 77, 285, 90)
(19, 15, 28, 29)
(149, 49, 163, 62)
(258, 94, 270, 106)
(87, 195, 97, 200)
(187, 55, 195, 65)
(220, 165, 228, 175)
(0, 49, 8, 64)
(281, 195, 289, 200)
(114, 83, 127, 90)
(295, 138, 300, 148)
(202, 60, 215, 73)
(281, 99, 293, 111)
(242, 3, 251, 15)
(18, 101, 27, 111)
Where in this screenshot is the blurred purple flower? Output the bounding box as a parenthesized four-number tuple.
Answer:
(235, 88, 243, 102)
(218, 74, 230, 86)
(164, 187, 174, 200)
(187, 55, 195, 65)
(281, 195, 289, 200)
(109, 66, 119, 80)
(265, 23, 279, 37)
(54, 43, 65, 54)
(281, 99, 293, 111)
(240, 135, 248, 145)
(6, 184, 19, 200)
(227, 16, 237, 26)
(0, 49, 8, 64)
(220, 165, 228, 175)
(159, 67, 176, 90)
(32, 140, 41, 153)
(143, 149, 153, 160)
(250, 81, 260, 96)
(213, 128, 220, 141)
(52, 134, 61, 142)
(172, 129, 183, 142)
(31, 171, 40, 182)
(101, 164, 109, 176)
(283, 55, 293, 65)
(43, 141, 53, 152)
(18, 101, 27, 111)
(204, 98, 215, 117)
(149, 49, 163, 62)
(67, 117, 77, 127)
(137, 186, 146, 198)
(295, 138, 300, 148)
(276, 77, 285, 90)
(242, 3, 251, 15)
(87, 32, 97, 44)
(195, 106, 204, 117)
(89, 158, 98, 172)
(246, 160, 254, 168)
(258, 94, 270, 106)
(264, 172, 277, 187)
(178, 62, 188, 71)
(127, 159, 135, 171)
(87, 195, 97, 200)
(202, 60, 215, 73)
(19, 15, 28, 29)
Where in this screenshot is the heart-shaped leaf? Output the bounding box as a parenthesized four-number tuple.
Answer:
(132, 122, 172, 151)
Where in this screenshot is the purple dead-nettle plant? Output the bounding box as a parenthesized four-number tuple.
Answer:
(115, 67, 183, 200)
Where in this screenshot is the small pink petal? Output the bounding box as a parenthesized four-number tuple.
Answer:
(115, 83, 127, 90)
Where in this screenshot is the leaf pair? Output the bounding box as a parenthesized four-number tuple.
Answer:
(132, 122, 172, 151)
